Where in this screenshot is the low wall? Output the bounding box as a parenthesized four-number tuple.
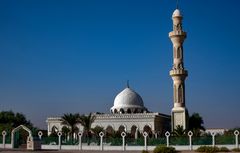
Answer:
(41, 144, 237, 151)
(0, 144, 12, 149)
(0, 144, 237, 151)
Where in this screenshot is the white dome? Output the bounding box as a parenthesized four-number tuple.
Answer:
(110, 87, 147, 114)
(172, 9, 182, 17)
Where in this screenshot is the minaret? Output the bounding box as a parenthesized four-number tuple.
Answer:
(169, 8, 189, 131)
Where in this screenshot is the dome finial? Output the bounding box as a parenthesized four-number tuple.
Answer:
(127, 80, 130, 88)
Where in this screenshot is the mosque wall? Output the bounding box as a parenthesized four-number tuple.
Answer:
(47, 113, 170, 137)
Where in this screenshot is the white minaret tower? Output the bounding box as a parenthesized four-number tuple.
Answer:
(169, 8, 189, 131)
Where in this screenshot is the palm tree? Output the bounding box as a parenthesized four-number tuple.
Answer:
(62, 126, 70, 141)
(78, 113, 96, 145)
(61, 113, 80, 141)
(173, 125, 186, 136)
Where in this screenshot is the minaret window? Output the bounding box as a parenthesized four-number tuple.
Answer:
(178, 85, 183, 103)
(176, 47, 181, 58)
(174, 85, 177, 103)
(174, 47, 177, 58)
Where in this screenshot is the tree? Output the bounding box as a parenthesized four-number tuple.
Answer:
(189, 113, 205, 136)
(92, 125, 104, 136)
(224, 127, 240, 136)
(78, 113, 96, 145)
(0, 111, 33, 131)
(0, 110, 36, 145)
(13, 112, 33, 128)
(173, 125, 186, 137)
(61, 113, 80, 141)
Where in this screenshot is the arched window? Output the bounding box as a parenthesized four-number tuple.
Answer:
(120, 108, 125, 114)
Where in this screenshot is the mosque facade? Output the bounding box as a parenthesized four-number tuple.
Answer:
(46, 8, 188, 136)
(47, 86, 171, 137)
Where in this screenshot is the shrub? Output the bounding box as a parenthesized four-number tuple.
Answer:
(196, 146, 219, 153)
(142, 150, 149, 153)
(219, 147, 230, 152)
(153, 145, 176, 153)
(232, 148, 240, 152)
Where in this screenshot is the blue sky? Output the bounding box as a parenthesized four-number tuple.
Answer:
(0, 0, 239, 129)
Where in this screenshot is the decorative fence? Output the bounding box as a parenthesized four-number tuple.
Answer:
(0, 130, 239, 151)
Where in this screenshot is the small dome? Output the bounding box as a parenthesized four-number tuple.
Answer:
(172, 9, 182, 17)
(110, 87, 147, 114)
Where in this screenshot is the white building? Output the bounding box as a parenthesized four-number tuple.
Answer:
(46, 86, 171, 137)
(205, 128, 228, 135)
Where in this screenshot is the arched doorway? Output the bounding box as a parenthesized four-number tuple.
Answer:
(62, 126, 70, 141)
(11, 125, 33, 149)
(117, 125, 126, 137)
(52, 126, 58, 133)
(50, 126, 59, 137)
(143, 125, 152, 138)
(106, 126, 114, 137)
(131, 125, 138, 139)
(118, 125, 125, 133)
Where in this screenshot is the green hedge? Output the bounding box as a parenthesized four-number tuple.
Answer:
(196, 146, 230, 153)
(153, 145, 176, 153)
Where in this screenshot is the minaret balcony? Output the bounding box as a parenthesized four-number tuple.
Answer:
(169, 31, 186, 45)
(169, 31, 186, 37)
(170, 69, 188, 76)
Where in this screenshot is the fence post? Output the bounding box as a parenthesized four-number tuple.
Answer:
(57, 132, 62, 150)
(211, 132, 216, 147)
(234, 130, 239, 149)
(143, 132, 148, 151)
(99, 131, 104, 151)
(121, 132, 126, 151)
(38, 131, 43, 140)
(188, 131, 193, 150)
(2, 131, 6, 149)
(165, 131, 170, 147)
(78, 132, 83, 150)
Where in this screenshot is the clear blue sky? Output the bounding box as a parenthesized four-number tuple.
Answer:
(0, 0, 239, 129)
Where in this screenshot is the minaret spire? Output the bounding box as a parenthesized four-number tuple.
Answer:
(127, 80, 130, 88)
(176, 0, 179, 9)
(169, 7, 189, 131)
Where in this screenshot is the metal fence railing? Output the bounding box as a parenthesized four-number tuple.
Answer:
(0, 130, 239, 151)
(38, 133, 238, 146)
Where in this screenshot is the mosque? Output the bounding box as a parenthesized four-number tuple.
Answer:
(46, 7, 189, 138)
